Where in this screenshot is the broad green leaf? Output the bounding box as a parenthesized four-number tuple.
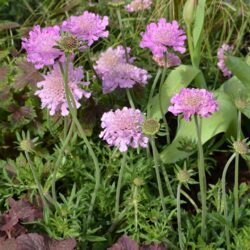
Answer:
(220, 76, 250, 119)
(225, 56, 250, 89)
(149, 65, 200, 120)
(160, 91, 236, 164)
(192, 0, 206, 48)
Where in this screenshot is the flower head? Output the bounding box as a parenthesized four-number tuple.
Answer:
(168, 88, 219, 121)
(22, 25, 64, 69)
(125, 0, 152, 12)
(94, 46, 150, 93)
(217, 43, 233, 77)
(100, 107, 149, 152)
(35, 63, 91, 116)
(153, 53, 181, 68)
(62, 11, 109, 46)
(140, 19, 186, 57)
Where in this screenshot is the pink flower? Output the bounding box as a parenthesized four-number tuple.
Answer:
(168, 88, 219, 121)
(217, 43, 233, 77)
(62, 11, 109, 46)
(125, 0, 152, 12)
(94, 46, 150, 93)
(35, 63, 91, 116)
(140, 19, 186, 57)
(22, 25, 64, 69)
(153, 53, 181, 68)
(100, 107, 149, 152)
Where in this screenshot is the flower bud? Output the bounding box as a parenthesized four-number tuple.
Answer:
(58, 35, 79, 53)
(19, 139, 34, 153)
(133, 177, 144, 186)
(183, 0, 196, 26)
(177, 170, 190, 184)
(233, 140, 249, 155)
(142, 119, 160, 136)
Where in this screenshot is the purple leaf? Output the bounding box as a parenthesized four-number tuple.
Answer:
(108, 235, 139, 250)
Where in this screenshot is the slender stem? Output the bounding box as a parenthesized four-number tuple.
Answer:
(194, 116, 207, 240)
(177, 183, 184, 250)
(180, 189, 199, 213)
(187, 25, 194, 66)
(60, 55, 101, 225)
(222, 153, 236, 250)
(151, 137, 166, 212)
(115, 152, 127, 217)
(51, 120, 74, 201)
(161, 165, 175, 199)
(147, 68, 162, 117)
(133, 185, 138, 233)
(234, 111, 241, 227)
(159, 62, 170, 144)
(25, 151, 47, 209)
(126, 89, 135, 109)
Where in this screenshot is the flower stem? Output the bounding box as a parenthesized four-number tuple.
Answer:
(177, 183, 184, 250)
(60, 54, 101, 225)
(234, 111, 241, 227)
(222, 153, 236, 250)
(151, 137, 166, 212)
(133, 185, 138, 233)
(126, 89, 135, 109)
(161, 165, 175, 199)
(194, 115, 207, 240)
(24, 151, 48, 210)
(115, 152, 127, 217)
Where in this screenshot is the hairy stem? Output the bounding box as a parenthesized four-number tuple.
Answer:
(177, 183, 184, 250)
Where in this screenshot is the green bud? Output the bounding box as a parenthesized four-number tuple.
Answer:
(19, 139, 34, 153)
(233, 140, 249, 155)
(58, 36, 79, 53)
(133, 177, 144, 186)
(142, 119, 160, 136)
(183, 0, 196, 26)
(177, 170, 190, 184)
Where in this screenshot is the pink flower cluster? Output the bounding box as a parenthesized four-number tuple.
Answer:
(125, 0, 152, 12)
(217, 43, 233, 78)
(168, 88, 219, 121)
(140, 19, 186, 57)
(35, 63, 90, 116)
(100, 107, 148, 152)
(61, 11, 109, 47)
(94, 46, 150, 93)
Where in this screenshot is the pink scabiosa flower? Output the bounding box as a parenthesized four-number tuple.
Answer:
(125, 0, 152, 12)
(22, 25, 63, 69)
(153, 53, 181, 68)
(140, 19, 186, 57)
(35, 63, 91, 116)
(168, 88, 219, 121)
(100, 107, 149, 152)
(62, 11, 109, 47)
(217, 43, 233, 77)
(94, 46, 150, 93)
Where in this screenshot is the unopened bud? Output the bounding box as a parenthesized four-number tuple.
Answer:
(177, 170, 190, 184)
(183, 0, 196, 26)
(20, 139, 34, 153)
(233, 140, 249, 155)
(142, 119, 160, 136)
(58, 36, 79, 53)
(133, 177, 144, 186)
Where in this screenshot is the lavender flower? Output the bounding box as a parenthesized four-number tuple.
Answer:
(140, 19, 186, 57)
(100, 107, 149, 152)
(35, 63, 91, 116)
(94, 46, 150, 93)
(125, 0, 152, 12)
(217, 43, 233, 77)
(153, 53, 181, 68)
(168, 88, 219, 121)
(62, 11, 109, 47)
(22, 25, 63, 69)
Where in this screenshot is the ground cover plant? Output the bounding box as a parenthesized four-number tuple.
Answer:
(0, 0, 250, 249)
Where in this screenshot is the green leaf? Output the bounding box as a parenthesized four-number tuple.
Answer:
(149, 65, 200, 120)
(192, 0, 206, 48)
(160, 91, 236, 164)
(225, 56, 250, 89)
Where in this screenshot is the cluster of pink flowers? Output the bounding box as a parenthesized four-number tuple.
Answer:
(35, 63, 90, 116)
(125, 0, 152, 12)
(168, 88, 219, 121)
(94, 46, 150, 93)
(99, 107, 148, 152)
(140, 18, 186, 65)
(217, 43, 233, 78)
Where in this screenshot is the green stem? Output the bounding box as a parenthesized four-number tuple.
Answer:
(234, 111, 241, 227)
(126, 89, 135, 109)
(187, 25, 194, 65)
(222, 153, 236, 250)
(60, 55, 101, 225)
(159, 62, 170, 144)
(161, 165, 175, 199)
(194, 116, 207, 240)
(180, 189, 199, 213)
(151, 137, 166, 212)
(115, 152, 127, 217)
(133, 185, 138, 233)
(25, 151, 47, 210)
(51, 120, 74, 201)
(147, 68, 162, 117)
(177, 183, 184, 250)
